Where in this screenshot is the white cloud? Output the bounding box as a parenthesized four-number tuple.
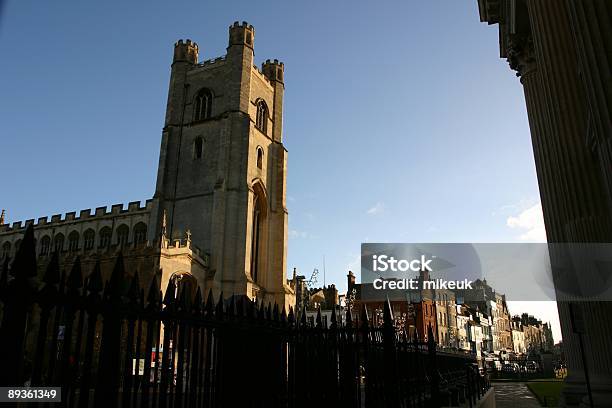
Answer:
(289, 230, 309, 239)
(366, 202, 384, 215)
(492, 197, 538, 217)
(506, 202, 547, 242)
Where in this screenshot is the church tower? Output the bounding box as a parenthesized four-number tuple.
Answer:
(150, 22, 292, 307)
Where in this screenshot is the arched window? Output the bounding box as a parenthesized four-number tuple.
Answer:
(68, 231, 80, 252)
(256, 147, 263, 169)
(83, 229, 95, 250)
(255, 100, 268, 133)
(193, 88, 213, 121)
(99, 227, 112, 249)
(194, 137, 203, 159)
(116, 225, 129, 247)
(250, 185, 266, 282)
(40, 236, 51, 256)
(53, 233, 64, 253)
(133, 222, 147, 247)
(169, 272, 198, 304)
(1, 242, 11, 259)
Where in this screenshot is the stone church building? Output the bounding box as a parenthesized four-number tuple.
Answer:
(0, 22, 295, 310)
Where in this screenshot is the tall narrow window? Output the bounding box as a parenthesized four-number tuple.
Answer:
(194, 137, 203, 159)
(99, 227, 112, 249)
(256, 100, 268, 133)
(117, 225, 129, 248)
(83, 229, 95, 250)
(194, 88, 213, 121)
(68, 231, 80, 252)
(1, 242, 11, 259)
(53, 233, 64, 252)
(251, 194, 261, 282)
(40, 236, 51, 256)
(133, 222, 147, 247)
(256, 147, 263, 169)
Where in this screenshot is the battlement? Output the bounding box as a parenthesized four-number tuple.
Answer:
(263, 58, 284, 68)
(252, 64, 272, 86)
(0, 199, 153, 233)
(174, 39, 199, 64)
(160, 234, 203, 259)
(229, 21, 255, 48)
(231, 21, 255, 31)
(262, 59, 285, 83)
(196, 55, 227, 69)
(174, 39, 199, 49)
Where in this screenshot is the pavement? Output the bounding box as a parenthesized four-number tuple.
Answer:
(493, 382, 542, 407)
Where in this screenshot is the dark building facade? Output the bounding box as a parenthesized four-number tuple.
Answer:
(476, 1, 612, 405)
(347, 271, 438, 341)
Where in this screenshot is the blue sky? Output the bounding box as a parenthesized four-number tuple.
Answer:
(0, 0, 560, 340)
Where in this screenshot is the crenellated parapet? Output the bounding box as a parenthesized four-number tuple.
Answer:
(229, 21, 255, 49)
(0, 199, 153, 233)
(251, 64, 273, 86)
(173, 39, 199, 64)
(262, 59, 284, 84)
(196, 56, 227, 69)
(160, 234, 203, 259)
(0, 199, 154, 261)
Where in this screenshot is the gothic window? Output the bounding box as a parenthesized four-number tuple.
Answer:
(83, 229, 95, 250)
(40, 235, 51, 256)
(116, 224, 129, 247)
(194, 137, 203, 159)
(1, 242, 10, 259)
(133, 222, 147, 247)
(250, 194, 261, 282)
(194, 88, 213, 121)
(250, 186, 266, 283)
(169, 272, 198, 303)
(99, 227, 111, 249)
(256, 147, 263, 169)
(68, 231, 80, 252)
(53, 233, 64, 252)
(255, 100, 268, 133)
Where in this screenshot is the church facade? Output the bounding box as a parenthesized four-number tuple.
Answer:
(0, 22, 295, 310)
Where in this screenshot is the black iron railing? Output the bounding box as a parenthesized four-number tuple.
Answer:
(0, 225, 489, 407)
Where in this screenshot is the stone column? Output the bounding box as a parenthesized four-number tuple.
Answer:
(525, 1, 612, 406)
(565, 2, 612, 406)
(509, 35, 567, 244)
(565, 0, 612, 215)
(526, 0, 612, 242)
(477, 0, 612, 404)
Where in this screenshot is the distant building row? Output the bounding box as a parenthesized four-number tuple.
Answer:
(288, 270, 554, 363)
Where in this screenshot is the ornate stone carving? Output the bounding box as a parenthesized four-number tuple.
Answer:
(507, 35, 537, 78)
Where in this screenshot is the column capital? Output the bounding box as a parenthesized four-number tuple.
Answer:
(507, 35, 537, 79)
